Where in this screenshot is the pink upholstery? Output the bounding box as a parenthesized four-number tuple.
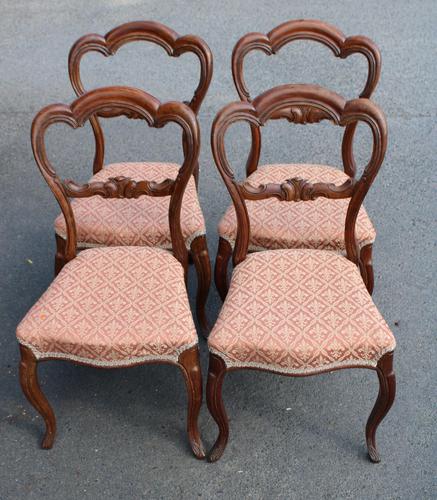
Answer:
(208, 249, 395, 375)
(218, 164, 376, 252)
(17, 247, 197, 366)
(54, 162, 205, 249)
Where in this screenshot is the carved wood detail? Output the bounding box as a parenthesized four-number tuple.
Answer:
(232, 19, 381, 102)
(240, 177, 355, 202)
(270, 105, 333, 124)
(210, 83, 387, 267)
(68, 21, 212, 175)
(31, 86, 200, 272)
(62, 176, 174, 199)
(231, 20, 381, 176)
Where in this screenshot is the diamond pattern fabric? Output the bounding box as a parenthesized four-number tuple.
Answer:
(17, 247, 197, 366)
(218, 164, 376, 252)
(54, 162, 206, 249)
(208, 249, 395, 375)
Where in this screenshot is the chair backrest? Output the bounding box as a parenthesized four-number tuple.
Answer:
(31, 86, 200, 274)
(68, 21, 213, 174)
(231, 19, 381, 176)
(211, 84, 387, 272)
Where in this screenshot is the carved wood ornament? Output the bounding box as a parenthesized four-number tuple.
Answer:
(68, 21, 213, 176)
(31, 86, 200, 273)
(231, 20, 381, 177)
(210, 83, 387, 268)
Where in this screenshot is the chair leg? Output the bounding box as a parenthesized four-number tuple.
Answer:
(360, 243, 374, 295)
(54, 233, 66, 276)
(366, 351, 396, 463)
(214, 237, 232, 302)
(206, 353, 229, 462)
(190, 235, 211, 337)
(178, 346, 205, 459)
(19, 345, 56, 449)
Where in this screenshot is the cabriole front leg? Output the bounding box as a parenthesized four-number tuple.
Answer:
(19, 345, 56, 449)
(178, 346, 205, 459)
(206, 353, 229, 462)
(366, 351, 396, 463)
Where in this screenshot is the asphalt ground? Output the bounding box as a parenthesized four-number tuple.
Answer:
(0, 1, 435, 498)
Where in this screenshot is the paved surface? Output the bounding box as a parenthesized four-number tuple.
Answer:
(0, 1, 435, 498)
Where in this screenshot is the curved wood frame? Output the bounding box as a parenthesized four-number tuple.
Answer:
(68, 20, 213, 180)
(61, 22, 213, 332)
(208, 84, 394, 461)
(207, 351, 395, 462)
(20, 344, 204, 458)
(22, 87, 205, 457)
(211, 84, 387, 271)
(32, 86, 199, 272)
(231, 19, 381, 176)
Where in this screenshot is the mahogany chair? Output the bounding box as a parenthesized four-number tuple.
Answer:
(17, 86, 205, 458)
(207, 84, 396, 462)
(54, 21, 213, 332)
(215, 20, 381, 300)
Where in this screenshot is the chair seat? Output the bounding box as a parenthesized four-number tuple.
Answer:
(208, 249, 395, 375)
(54, 162, 206, 249)
(218, 164, 376, 252)
(17, 247, 198, 366)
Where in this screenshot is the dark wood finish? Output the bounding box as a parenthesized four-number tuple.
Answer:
(68, 20, 213, 180)
(211, 84, 387, 282)
(366, 352, 396, 463)
(360, 243, 375, 295)
(190, 235, 211, 335)
(54, 233, 66, 275)
(19, 344, 205, 457)
(178, 346, 205, 459)
(214, 237, 233, 301)
(232, 19, 381, 176)
(208, 83, 394, 462)
(57, 23, 213, 328)
(32, 86, 200, 274)
(206, 353, 229, 463)
(207, 352, 395, 462)
(19, 345, 56, 449)
(23, 87, 204, 457)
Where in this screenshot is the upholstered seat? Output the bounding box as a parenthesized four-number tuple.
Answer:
(218, 164, 376, 252)
(54, 162, 206, 249)
(17, 246, 198, 366)
(208, 249, 395, 375)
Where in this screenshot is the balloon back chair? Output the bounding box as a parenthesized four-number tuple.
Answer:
(17, 86, 205, 458)
(54, 21, 213, 332)
(207, 83, 396, 462)
(215, 20, 381, 300)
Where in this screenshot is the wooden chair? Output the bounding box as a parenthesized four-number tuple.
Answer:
(215, 20, 381, 300)
(17, 86, 204, 458)
(207, 84, 396, 462)
(54, 21, 213, 332)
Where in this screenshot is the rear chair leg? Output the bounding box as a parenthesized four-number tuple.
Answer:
(360, 243, 375, 295)
(190, 235, 211, 337)
(178, 346, 205, 459)
(54, 233, 66, 276)
(19, 345, 56, 449)
(214, 237, 232, 302)
(366, 351, 396, 463)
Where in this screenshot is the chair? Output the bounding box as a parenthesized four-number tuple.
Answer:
(207, 84, 396, 462)
(54, 21, 213, 332)
(215, 20, 381, 300)
(17, 86, 205, 458)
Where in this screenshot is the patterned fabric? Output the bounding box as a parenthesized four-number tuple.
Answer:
(54, 162, 205, 249)
(208, 249, 395, 375)
(218, 164, 376, 252)
(17, 247, 197, 366)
